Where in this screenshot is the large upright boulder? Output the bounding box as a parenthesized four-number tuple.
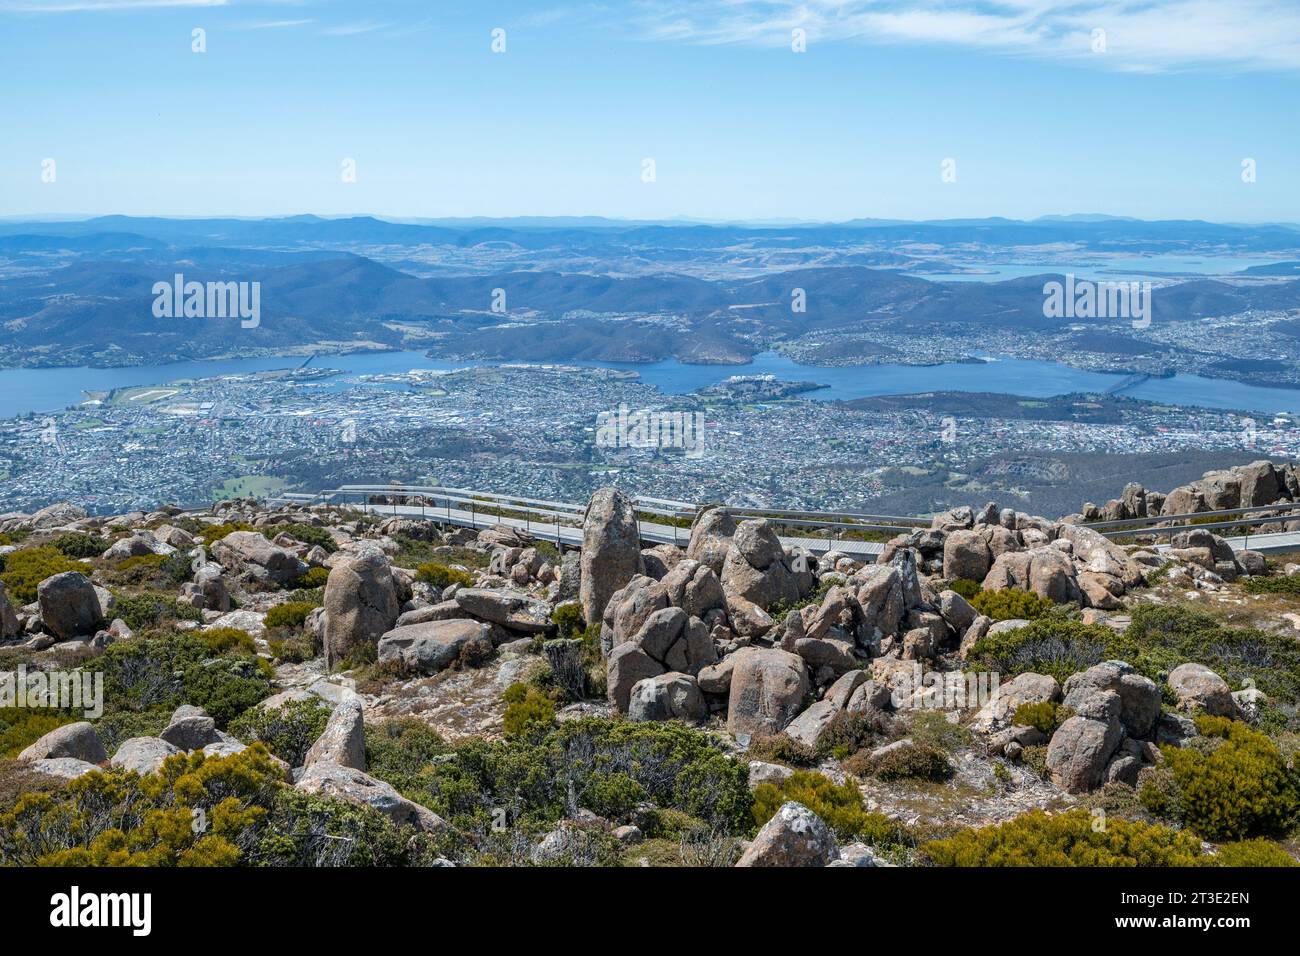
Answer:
(1237, 460, 1282, 507)
(580, 488, 643, 627)
(943, 530, 991, 582)
(303, 699, 366, 771)
(726, 647, 810, 738)
(1063, 660, 1160, 740)
(686, 508, 737, 575)
(720, 519, 810, 609)
(37, 571, 103, 640)
(0, 581, 20, 639)
(1168, 663, 1238, 717)
(1045, 689, 1123, 793)
(323, 548, 400, 669)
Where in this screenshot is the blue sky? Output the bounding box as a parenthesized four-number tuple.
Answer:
(1, 0, 1297, 222)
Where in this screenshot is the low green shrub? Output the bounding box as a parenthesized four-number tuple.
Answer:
(100, 630, 272, 727)
(286, 567, 330, 590)
(816, 709, 894, 760)
(967, 617, 1114, 684)
(746, 734, 820, 768)
(111, 592, 204, 632)
(1141, 717, 1300, 841)
(394, 718, 751, 835)
(50, 532, 109, 559)
(1117, 605, 1300, 703)
(415, 562, 474, 589)
(970, 588, 1057, 621)
(0, 547, 92, 604)
(921, 808, 1206, 866)
(1242, 575, 1300, 596)
(1013, 701, 1071, 736)
(264, 601, 316, 629)
(1211, 839, 1297, 867)
(364, 719, 448, 795)
(845, 740, 952, 782)
(276, 523, 337, 554)
(229, 698, 331, 766)
(502, 683, 557, 739)
(751, 769, 906, 844)
(948, 578, 982, 600)
(199, 627, 256, 655)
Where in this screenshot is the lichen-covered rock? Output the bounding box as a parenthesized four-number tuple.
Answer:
(18, 721, 107, 764)
(37, 571, 103, 640)
(295, 762, 446, 832)
(580, 488, 643, 626)
(1167, 662, 1239, 717)
(727, 647, 810, 738)
(735, 801, 838, 867)
(323, 548, 400, 669)
(376, 618, 492, 674)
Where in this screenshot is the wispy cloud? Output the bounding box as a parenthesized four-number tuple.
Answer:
(0, 0, 227, 10)
(630, 0, 1300, 73)
(320, 19, 388, 37)
(236, 17, 313, 30)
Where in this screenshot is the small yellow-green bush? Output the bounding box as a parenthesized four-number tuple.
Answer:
(287, 567, 330, 590)
(0, 547, 93, 603)
(502, 683, 556, 738)
(415, 562, 474, 589)
(1212, 839, 1298, 867)
(1013, 701, 1071, 736)
(971, 588, 1056, 621)
(751, 769, 906, 844)
(1142, 717, 1300, 841)
(264, 601, 316, 630)
(921, 809, 1206, 866)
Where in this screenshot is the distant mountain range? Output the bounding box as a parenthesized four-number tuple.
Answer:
(1, 215, 1299, 368)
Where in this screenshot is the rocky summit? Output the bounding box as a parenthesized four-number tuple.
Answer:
(1, 472, 1298, 871)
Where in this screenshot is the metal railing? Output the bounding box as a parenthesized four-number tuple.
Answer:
(1084, 501, 1300, 548)
(265, 482, 1300, 555)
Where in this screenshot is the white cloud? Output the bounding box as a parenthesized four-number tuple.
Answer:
(631, 0, 1300, 72)
(236, 17, 313, 30)
(320, 19, 388, 36)
(0, 0, 227, 10)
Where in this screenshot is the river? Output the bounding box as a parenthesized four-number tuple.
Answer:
(2, 349, 1298, 419)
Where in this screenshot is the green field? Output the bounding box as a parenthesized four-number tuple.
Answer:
(211, 475, 289, 500)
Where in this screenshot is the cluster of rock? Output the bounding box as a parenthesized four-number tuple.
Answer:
(16, 704, 248, 780)
(14, 693, 447, 834)
(1079, 460, 1300, 522)
(974, 658, 1256, 793)
(880, 502, 1152, 610)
